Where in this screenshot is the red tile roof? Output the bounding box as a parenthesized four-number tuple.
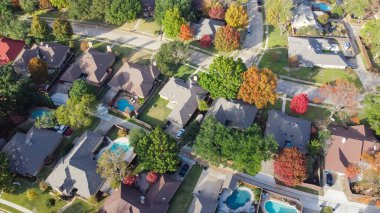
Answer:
(0, 38, 25, 65)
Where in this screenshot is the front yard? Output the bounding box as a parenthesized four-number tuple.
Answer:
(173, 65, 196, 80)
(266, 25, 288, 48)
(62, 198, 97, 213)
(138, 93, 172, 127)
(167, 165, 203, 213)
(135, 18, 161, 36)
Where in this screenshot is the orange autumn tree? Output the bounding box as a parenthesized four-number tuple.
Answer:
(346, 164, 360, 179)
(28, 57, 48, 84)
(237, 66, 277, 109)
(274, 147, 307, 186)
(179, 24, 193, 41)
(353, 150, 380, 197)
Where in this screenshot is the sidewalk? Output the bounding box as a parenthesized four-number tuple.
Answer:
(0, 199, 33, 213)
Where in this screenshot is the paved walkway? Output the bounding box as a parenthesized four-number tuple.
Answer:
(0, 199, 33, 213)
(94, 104, 143, 130)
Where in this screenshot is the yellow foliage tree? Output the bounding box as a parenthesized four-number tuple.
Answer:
(26, 189, 38, 200)
(237, 66, 277, 109)
(28, 57, 48, 84)
(225, 3, 248, 28)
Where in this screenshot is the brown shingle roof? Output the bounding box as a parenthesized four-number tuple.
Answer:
(325, 125, 379, 174)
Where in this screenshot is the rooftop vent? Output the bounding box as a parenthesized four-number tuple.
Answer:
(88, 42, 93, 48)
(140, 196, 146, 204)
(342, 138, 347, 144)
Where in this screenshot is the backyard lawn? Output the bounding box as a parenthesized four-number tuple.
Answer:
(266, 25, 288, 48)
(174, 65, 196, 80)
(62, 198, 96, 213)
(138, 93, 171, 127)
(258, 48, 362, 87)
(167, 165, 203, 213)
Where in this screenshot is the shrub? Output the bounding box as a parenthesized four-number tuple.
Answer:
(288, 54, 299, 67)
(270, 52, 280, 62)
(317, 14, 329, 25)
(199, 34, 212, 48)
(214, 26, 240, 52)
(146, 171, 158, 184)
(26, 189, 38, 200)
(290, 94, 309, 114)
(117, 128, 128, 138)
(198, 100, 209, 111)
(331, 5, 343, 18)
(88, 195, 98, 205)
(345, 164, 360, 179)
(39, 180, 49, 191)
(123, 175, 136, 186)
(80, 40, 90, 51)
(46, 198, 55, 207)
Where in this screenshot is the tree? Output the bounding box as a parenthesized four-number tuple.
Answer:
(123, 175, 136, 186)
(26, 189, 38, 200)
(331, 5, 344, 18)
(28, 57, 48, 84)
(20, 0, 38, 13)
(321, 206, 334, 213)
(35, 111, 57, 129)
(154, 0, 193, 24)
(0, 5, 29, 40)
(67, 0, 92, 19)
(56, 94, 97, 128)
(225, 3, 248, 28)
(345, 164, 360, 179)
(89, 0, 110, 20)
(265, 0, 292, 33)
(364, 91, 380, 135)
(307, 139, 324, 158)
(30, 16, 50, 39)
(199, 34, 212, 48)
(50, 0, 67, 8)
(208, 2, 225, 20)
(132, 127, 179, 174)
(80, 40, 90, 51)
(0, 153, 14, 193)
(97, 149, 129, 189)
(117, 128, 128, 138)
(360, 20, 380, 60)
(105, 0, 141, 25)
(162, 7, 185, 38)
(46, 198, 56, 207)
(199, 56, 246, 99)
(290, 94, 309, 114)
(214, 26, 240, 52)
(52, 18, 73, 42)
(198, 100, 209, 111)
(183, 121, 200, 144)
(154, 41, 190, 76)
(39, 0, 52, 9)
(274, 147, 307, 186)
(39, 180, 49, 191)
(69, 79, 94, 99)
(128, 128, 146, 147)
(146, 171, 158, 184)
(320, 80, 360, 120)
(179, 24, 193, 41)
(353, 150, 380, 197)
(317, 14, 329, 25)
(237, 66, 277, 109)
(344, 0, 372, 19)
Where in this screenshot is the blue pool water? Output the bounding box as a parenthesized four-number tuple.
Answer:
(109, 142, 130, 154)
(264, 200, 298, 213)
(31, 109, 50, 119)
(117, 99, 135, 112)
(226, 189, 251, 210)
(313, 3, 331, 11)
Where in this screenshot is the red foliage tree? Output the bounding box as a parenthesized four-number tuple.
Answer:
(123, 175, 136, 186)
(274, 147, 307, 186)
(199, 34, 212, 48)
(208, 2, 225, 20)
(290, 94, 309, 114)
(146, 171, 158, 184)
(345, 164, 360, 179)
(214, 25, 240, 52)
(179, 24, 193, 41)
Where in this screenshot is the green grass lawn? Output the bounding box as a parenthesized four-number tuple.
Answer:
(258, 48, 362, 87)
(138, 93, 171, 127)
(136, 18, 161, 36)
(167, 165, 203, 213)
(174, 65, 196, 80)
(38, 9, 67, 19)
(266, 25, 288, 48)
(62, 199, 96, 213)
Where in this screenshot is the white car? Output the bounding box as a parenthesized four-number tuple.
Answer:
(176, 129, 185, 139)
(57, 125, 68, 134)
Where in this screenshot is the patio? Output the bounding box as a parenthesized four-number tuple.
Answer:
(109, 91, 142, 118)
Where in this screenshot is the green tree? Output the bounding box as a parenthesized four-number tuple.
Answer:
(89, 0, 110, 20)
(30, 16, 50, 39)
(154, 0, 193, 24)
(198, 100, 209, 111)
(360, 20, 380, 60)
(67, 0, 92, 19)
(28, 57, 48, 84)
(199, 56, 246, 99)
(331, 5, 344, 18)
(20, 0, 38, 13)
(97, 149, 129, 189)
(183, 121, 200, 144)
(105, 0, 141, 25)
(50, 0, 68, 9)
(344, 0, 372, 19)
(307, 139, 324, 158)
(132, 127, 179, 173)
(364, 92, 380, 135)
(0, 5, 29, 40)
(265, 0, 292, 33)
(52, 18, 73, 42)
(129, 128, 147, 148)
(162, 7, 185, 38)
(69, 79, 94, 99)
(35, 111, 57, 129)
(0, 153, 14, 193)
(317, 14, 329, 25)
(154, 41, 190, 76)
(55, 94, 97, 128)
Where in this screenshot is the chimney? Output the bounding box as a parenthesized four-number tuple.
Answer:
(45, 43, 49, 48)
(88, 42, 93, 48)
(106, 45, 112, 52)
(193, 75, 198, 82)
(140, 196, 146, 204)
(374, 145, 377, 151)
(341, 138, 347, 144)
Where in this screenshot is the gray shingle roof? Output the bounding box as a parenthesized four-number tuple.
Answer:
(193, 18, 224, 38)
(292, 3, 322, 30)
(46, 131, 104, 198)
(206, 98, 258, 129)
(2, 127, 62, 176)
(288, 36, 348, 68)
(265, 110, 311, 153)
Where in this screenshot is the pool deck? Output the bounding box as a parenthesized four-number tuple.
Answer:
(97, 137, 136, 162)
(260, 192, 301, 213)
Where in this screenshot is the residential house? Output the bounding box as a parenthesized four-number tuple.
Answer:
(99, 174, 181, 213)
(206, 98, 258, 129)
(159, 77, 207, 127)
(192, 18, 225, 39)
(265, 110, 311, 153)
(108, 62, 160, 98)
(46, 131, 106, 199)
(0, 38, 25, 65)
(13, 42, 70, 75)
(291, 3, 322, 32)
(288, 36, 348, 69)
(325, 125, 379, 175)
(60, 48, 115, 86)
(2, 127, 62, 177)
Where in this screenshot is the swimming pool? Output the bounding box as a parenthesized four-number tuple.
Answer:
(264, 200, 298, 213)
(109, 141, 131, 154)
(117, 99, 135, 112)
(313, 3, 331, 11)
(31, 108, 50, 119)
(226, 188, 252, 210)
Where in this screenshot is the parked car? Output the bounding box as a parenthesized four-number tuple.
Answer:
(176, 128, 185, 139)
(195, 114, 204, 122)
(326, 173, 333, 186)
(258, 6, 262, 12)
(258, 0, 263, 6)
(55, 125, 68, 134)
(179, 164, 190, 177)
(163, 121, 171, 130)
